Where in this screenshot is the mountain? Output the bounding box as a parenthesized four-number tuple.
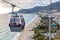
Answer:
(17, 6, 45, 13)
(17, 1, 60, 13)
(46, 1, 60, 11)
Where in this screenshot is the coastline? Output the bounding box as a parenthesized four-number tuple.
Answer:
(25, 14, 37, 27)
(13, 14, 37, 40)
(0, 14, 36, 40)
(16, 15, 41, 40)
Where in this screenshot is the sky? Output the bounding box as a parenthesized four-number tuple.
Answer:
(0, 0, 60, 14)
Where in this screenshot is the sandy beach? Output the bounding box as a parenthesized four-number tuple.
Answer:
(16, 15, 41, 40)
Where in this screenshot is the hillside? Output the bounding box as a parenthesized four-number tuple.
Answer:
(17, 1, 60, 13)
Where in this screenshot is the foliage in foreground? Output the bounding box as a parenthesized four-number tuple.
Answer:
(33, 25, 48, 40)
(33, 17, 59, 40)
(33, 31, 48, 40)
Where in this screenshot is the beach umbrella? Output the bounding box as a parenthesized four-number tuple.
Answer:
(51, 23, 57, 27)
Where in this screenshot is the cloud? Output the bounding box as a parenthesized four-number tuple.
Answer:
(0, 5, 11, 13)
(0, 0, 60, 13)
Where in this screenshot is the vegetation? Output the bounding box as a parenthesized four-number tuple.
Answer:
(53, 34, 60, 40)
(33, 32, 48, 40)
(33, 17, 59, 40)
(33, 25, 48, 40)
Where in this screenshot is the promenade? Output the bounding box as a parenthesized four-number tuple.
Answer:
(17, 15, 41, 40)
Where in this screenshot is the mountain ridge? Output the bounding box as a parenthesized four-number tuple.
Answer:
(17, 1, 60, 13)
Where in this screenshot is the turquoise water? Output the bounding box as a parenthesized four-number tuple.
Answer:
(23, 14, 35, 24)
(0, 14, 35, 40)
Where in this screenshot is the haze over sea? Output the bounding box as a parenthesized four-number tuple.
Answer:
(0, 0, 60, 13)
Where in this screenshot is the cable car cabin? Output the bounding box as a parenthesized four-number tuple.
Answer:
(9, 15, 21, 27)
(9, 15, 25, 29)
(20, 15, 25, 30)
